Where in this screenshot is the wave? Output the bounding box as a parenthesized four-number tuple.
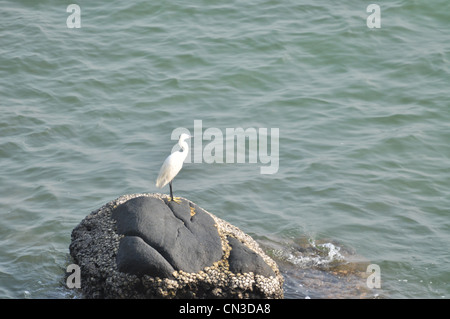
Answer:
(259, 235, 384, 299)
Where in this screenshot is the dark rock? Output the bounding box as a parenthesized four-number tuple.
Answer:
(116, 236, 175, 278)
(228, 236, 276, 278)
(111, 196, 223, 276)
(69, 193, 284, 299)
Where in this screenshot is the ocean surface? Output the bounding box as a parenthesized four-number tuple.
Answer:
(1, 0, 449, 299)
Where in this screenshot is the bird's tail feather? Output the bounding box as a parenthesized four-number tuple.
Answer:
(155, 175, 168, 188)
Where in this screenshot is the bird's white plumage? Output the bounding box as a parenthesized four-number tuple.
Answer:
(155, 151, 184, 188)
(155, 133, 190, 189)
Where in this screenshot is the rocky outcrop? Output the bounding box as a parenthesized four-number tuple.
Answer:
(69, 193, 283, 298)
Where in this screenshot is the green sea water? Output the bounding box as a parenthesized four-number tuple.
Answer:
(1, 0, 449, 298)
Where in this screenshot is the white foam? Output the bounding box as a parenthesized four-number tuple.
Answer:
(285, 240, 345, 268)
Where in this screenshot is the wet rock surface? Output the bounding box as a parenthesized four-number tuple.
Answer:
(112, 196, 223, 277)
(69, 193, 283, 298)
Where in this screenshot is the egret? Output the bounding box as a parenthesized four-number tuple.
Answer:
(155, 133, 191, 203)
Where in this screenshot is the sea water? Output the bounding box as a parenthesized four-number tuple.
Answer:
(1, 0, 449, 298)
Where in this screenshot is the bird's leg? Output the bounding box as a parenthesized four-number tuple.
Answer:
(169, 181, 182, 204)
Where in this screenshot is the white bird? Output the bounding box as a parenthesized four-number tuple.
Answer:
(156, 133, 191, 202)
